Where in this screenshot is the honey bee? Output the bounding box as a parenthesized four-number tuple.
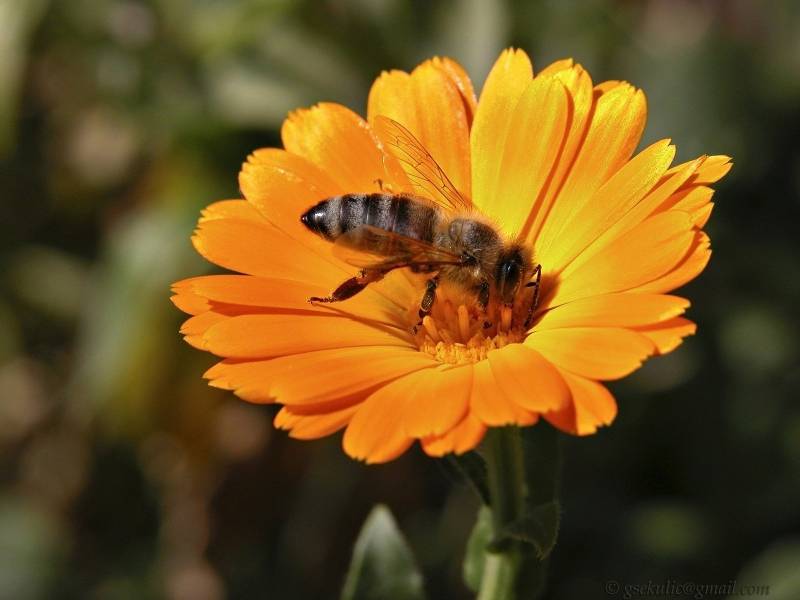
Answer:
(300, 116, 542, 328)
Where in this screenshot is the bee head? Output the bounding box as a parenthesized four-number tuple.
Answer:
(496, 247, 527, 306)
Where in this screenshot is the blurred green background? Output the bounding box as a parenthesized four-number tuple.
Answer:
(1, 0, 799, 598)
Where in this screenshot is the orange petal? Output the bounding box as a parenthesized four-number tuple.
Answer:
(421, 413, 486, 457)
(685, 155, 732, 185)
(180, 312, 226, 350)
(543, 405, 577, 435)
(546, 371, 617, 435)
(634, 231, 711, 294)
(540, 139, 676, 274)
(275, 404, 358, 440)
(178, 274, 313, 307)
(661, 155, 707, 182)
(635, 317, 697, 354)
(281, 103, 393, 193)
(537, 58, 575, 76)
(475, 75, 569, 234)
(174, 274, 404, 326)
(174, 277, 292, 340)
(202, 313, 412, 359)
(534, 83, 647, 261)
(570, 155, 704, 258)
(692, 203, 714, 228)
(433, 57, 477, 125)
(238, 148, 353, 266)
(343, 369, 434, 463)
(645, 184, 715, 228)
(368, 59, 472, 197)
(200, 199, 262, 221)
(403, 366, 472, 438)
(171, 286, 211, 315)
(272, 349, 436, 405)
(552, 157, 706, 291)
(470, 359, 538, 426)
(535, 293, 690, 330)
(205, 347, 437, 405)
(486, 345, 571, 413)
(471, 48, 534, 214)
(192, 206, 344, 283)
(191, 201, 415, 311)
(549, 210, 696, 306)
(595, 80, 624, 94)
(666, 186, 714, 222)
(523, 63, 594, 241)
(204, 358, 275, 403)
(526, 327, 655, 380)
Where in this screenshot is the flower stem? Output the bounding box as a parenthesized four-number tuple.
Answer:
(478, 427, 525, 600)
(477, 425, 560, 599)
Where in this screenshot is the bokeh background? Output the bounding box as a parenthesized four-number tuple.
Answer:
(2, 0, 799, 598)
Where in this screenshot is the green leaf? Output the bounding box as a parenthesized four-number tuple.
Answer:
(340, 505, 426, 600)
(481, 426, 562, 559)
(464, 425, 564, 599)
(443, 451, 490, 505)
(503, 501, 561, 559)
(505, 424, 563, 559)
(464, 506, 519, 599)
(463, 505, 492, 593)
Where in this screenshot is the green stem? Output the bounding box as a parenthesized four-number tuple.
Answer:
(476, 553, 512, 600)
(477, 427, 526, 600)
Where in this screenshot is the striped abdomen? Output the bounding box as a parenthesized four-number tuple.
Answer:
(301, 193, 438, 247)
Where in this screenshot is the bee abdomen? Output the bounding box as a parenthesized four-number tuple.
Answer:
(301, 193, 435, 242)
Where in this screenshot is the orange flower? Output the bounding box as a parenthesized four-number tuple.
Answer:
(172, 49, 730, 463)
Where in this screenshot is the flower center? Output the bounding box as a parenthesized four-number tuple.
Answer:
(412, 299, 527, 365)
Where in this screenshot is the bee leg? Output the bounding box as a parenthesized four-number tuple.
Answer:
(308, 269, 384, 304)
(413, 276, 439, 333)
(476, 281, 492, 329)
(523, 263, 543, 329)
(418, 276, 440, 319)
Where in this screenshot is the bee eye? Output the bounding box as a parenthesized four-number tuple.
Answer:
(500, 261, 520, 281)
(498, 259, 522, 304)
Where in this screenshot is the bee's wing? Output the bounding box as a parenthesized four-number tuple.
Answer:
(373, 115, 472, 213)
(333, 224, 465, 271)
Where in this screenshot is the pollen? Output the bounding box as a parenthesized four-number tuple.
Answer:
(414, 300, 526, 365)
